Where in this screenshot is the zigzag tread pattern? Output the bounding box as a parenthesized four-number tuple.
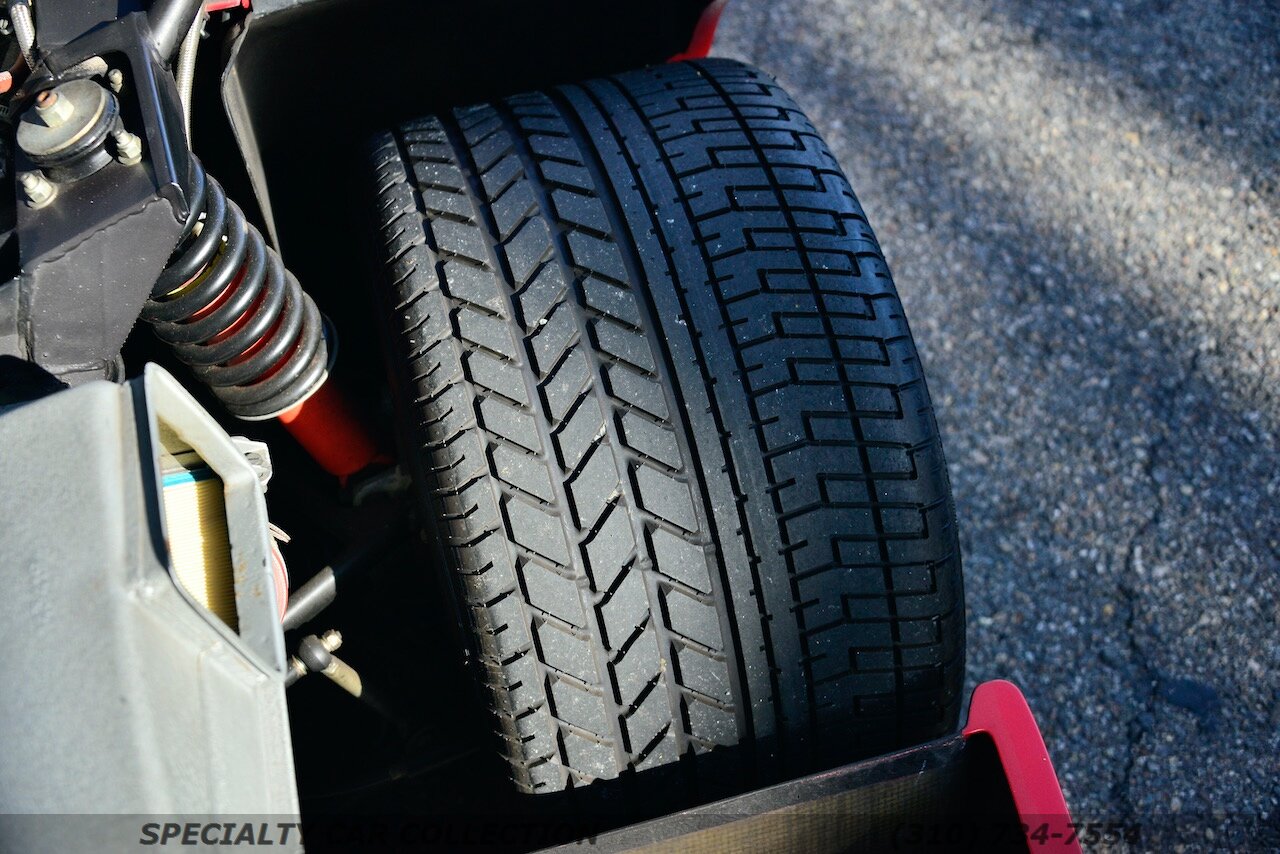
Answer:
(373, 93, 736, 793)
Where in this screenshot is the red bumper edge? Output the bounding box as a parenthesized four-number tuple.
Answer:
(669, 0, 728, 62)
(964, 680, 1079, 853)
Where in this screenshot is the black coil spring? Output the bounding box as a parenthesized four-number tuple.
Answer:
(142, 158, 328, 419)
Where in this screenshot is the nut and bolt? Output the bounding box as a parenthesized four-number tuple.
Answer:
(319, 629, 343, 652)
(106, 69, 124, 94)
(19, 172, 56, 208)
(113, 129, 143, 165)
(33, 90, 76, 129)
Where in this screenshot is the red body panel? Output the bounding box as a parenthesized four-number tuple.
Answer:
(669, 0, 727, 61)
(965, 680, 1078, 852)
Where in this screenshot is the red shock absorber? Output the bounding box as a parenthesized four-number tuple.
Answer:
(143, 157, 384, 478)
(276, 376, 384, 479)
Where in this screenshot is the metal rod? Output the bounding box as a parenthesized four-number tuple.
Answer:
(279, 520, 405, 632)
(281, 566, 336, 632)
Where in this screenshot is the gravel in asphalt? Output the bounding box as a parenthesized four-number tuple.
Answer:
(715, 1, 1279, 846)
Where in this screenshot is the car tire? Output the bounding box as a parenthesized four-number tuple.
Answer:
(368, 58, 964, 794)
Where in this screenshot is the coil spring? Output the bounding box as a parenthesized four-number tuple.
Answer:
(142, 157, 328, 419)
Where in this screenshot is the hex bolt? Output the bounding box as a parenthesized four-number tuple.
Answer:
(19, 172, 56, 208)
(113, 129, 143, 166)
(107, 69, 124, 94)
(33, 90, 75, 129)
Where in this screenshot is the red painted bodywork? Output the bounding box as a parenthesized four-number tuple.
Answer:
(669, 0, 727, 62)
(965, 680, 1079, 852)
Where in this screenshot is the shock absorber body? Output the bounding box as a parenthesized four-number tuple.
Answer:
(142, 157, 382, 477)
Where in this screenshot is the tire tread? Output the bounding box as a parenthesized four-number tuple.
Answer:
(370, 58, 963, 794)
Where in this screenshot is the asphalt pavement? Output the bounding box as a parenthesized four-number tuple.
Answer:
(715, 0, 1279, 846)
